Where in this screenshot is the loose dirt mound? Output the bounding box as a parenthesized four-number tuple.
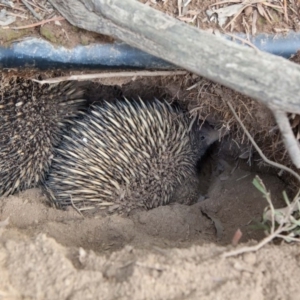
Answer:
(1, 231, 300, 299)
(0, 154, 293, 299)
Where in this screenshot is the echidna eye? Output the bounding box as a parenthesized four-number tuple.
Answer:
(200, 136, 205, 141)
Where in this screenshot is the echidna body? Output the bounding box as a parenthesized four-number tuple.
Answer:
(0, 78, 85, 196)
(44, 98, 219, 214)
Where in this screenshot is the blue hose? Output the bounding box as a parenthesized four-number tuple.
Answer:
(226, 31, 300, 58)
(0, 38, 175, 69)
(0, 32, 299, 69)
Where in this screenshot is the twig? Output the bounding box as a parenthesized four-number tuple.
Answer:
(21, 0, 42, 20)
(252, 9, 257, 35)
(0, 3, 26, 12)
(223, 103, 300, 258)
(70, 195, 84, 218)
(25, 0, 47, 12)
(283, 0, 288, 22)
(223, 187, 300, 257)
(272, 109, 300, 169)
(264, 191, 300, 225)
(35, 1, 50, 13)
(260, 2, 282, 10)
(6, 12, 28, 19)
(47, 0, 300, 115)
(224, 32, 260, 52)
(32, 70, 187, 84)
(224, 5, 251, 30)
(226, 101, 300, 182)
(136, 262, 165, 271)
(222, 223, 285, 257)
(177, 0, 182, 16)
(6, 16, 64, 29)
(209, 0, 241, 7)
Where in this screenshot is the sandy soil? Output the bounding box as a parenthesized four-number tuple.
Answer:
(1, 232, 300, 300)
(0, 148, 294, 299)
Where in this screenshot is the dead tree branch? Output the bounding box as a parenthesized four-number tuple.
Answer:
(48, 0, 300, 114)
(48, 0, 300, 168)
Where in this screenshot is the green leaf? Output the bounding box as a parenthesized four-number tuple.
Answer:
(253, 177, 267, 195)
(282, 191, 291, 206)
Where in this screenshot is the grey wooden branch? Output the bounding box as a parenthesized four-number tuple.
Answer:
(49, 0, 300, 114)
(48, 0, 300, 168)
(272, 109, 300, 168)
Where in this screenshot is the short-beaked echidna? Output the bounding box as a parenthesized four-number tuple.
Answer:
(0, 78, 86, 197)
(44, 98, 220, 214)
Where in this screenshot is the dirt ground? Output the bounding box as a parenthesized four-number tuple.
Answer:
(0, 1, 300, 300)
(0, 151, 294, 300)
(1, 229, 300, 300)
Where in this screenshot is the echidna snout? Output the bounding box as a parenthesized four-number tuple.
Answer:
(44, 98, 219, 215)
(170, 122, 222, 206)
(192, 121, 223, 159)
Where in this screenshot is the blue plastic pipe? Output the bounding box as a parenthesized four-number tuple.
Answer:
(0, 38, 174, 69)
(0, 32, 299, 69)
(227, 31, 300, 58)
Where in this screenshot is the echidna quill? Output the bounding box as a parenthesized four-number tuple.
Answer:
(0, 78, 86, 197)
(44, 98, 221, 214)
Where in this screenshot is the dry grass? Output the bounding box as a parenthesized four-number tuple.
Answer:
(209, 0, 287, 31)
(0, 0, 58, 28)
(165, 73, 300, 192)
(140, 0, 299, 35)
(185, 77, 293, 160)
(185, 77, 274, 143)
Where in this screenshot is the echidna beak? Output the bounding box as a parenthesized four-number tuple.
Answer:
(210, 127, 229, 145)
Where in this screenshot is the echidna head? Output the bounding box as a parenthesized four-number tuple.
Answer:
(192, 121, 223, 159)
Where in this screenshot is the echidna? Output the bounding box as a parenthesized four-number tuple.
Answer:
(0, 78, 86, 197)
(44, 98, 220, 214)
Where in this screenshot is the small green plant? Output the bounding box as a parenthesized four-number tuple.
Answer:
(253, 176, 300, 243)
(223, 175, 300, 257)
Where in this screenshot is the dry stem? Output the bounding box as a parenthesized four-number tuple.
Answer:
(5, 16, 64, 29)
(223, 179, 300, 258)
(21, 0, 42, 20)
(33, 70, 187, 84)
(222, 103, 300, 258)
(223, 223, 287, 257)
(70, 195, 84, 218)
(224, 32, 260, 51)
(227, 101, 300, 182)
